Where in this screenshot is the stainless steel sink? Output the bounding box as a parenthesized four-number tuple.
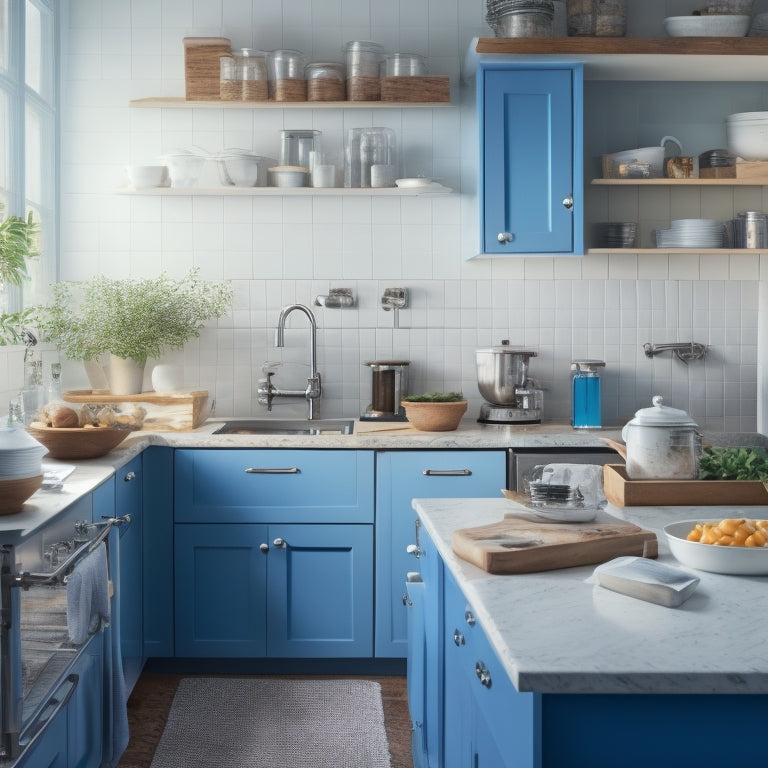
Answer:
(212, 418, 355, 435)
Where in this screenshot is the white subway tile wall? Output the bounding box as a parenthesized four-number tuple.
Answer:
(2, 0, 766, 431)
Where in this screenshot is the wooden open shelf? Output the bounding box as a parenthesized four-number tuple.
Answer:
(130, 97, 453, 109)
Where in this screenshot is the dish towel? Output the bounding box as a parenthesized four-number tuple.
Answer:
(66, 542, 110, 645)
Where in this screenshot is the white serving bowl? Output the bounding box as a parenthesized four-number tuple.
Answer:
(664, 519, 768, 575)
(162, 151, 207, 187)
(268, 165, 309, 187)
(126, 165, 169, 189)
(726, 111, 768, 160)
(664, 14, 750, 37)
(215, 151, 270, 187)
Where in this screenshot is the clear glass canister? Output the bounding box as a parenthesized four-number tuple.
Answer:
(384, 53, 426, 77)
(344, 40, 384, 101)
(220, 54, 239, 100)
(305, 62, 346, 101)
(266, 49, 307, 101)
(236, 48, 268, 101)
(359, 126, 397, 188)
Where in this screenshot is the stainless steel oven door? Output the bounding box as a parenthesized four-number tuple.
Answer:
(0, 506, 128, 763)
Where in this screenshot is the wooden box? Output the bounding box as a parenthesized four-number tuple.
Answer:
(63, 390, 210, 431)
(603, 464, 768, 507)
(735, 159, 768, 181)
(380, 76, 450, 103)
(699, 166, 737, 179)
(183, 37, 231, 101)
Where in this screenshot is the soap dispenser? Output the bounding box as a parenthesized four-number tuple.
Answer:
(570, 360, 605, 428)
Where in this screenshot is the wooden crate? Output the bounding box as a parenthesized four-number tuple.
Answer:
(183, 37, 231, 101)
(735, 159, 768, 180)
(63, 390, 210, 431)
(380, 76, 450, 103)
(699, 166, 736, 179)
(603, 464, 768, 507)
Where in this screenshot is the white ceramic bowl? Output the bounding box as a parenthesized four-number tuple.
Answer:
(664, 14, 750, 37)
(215, 153, 269, 187)
(664, 519, 768, 575)
(126, 165, 169, 189)
(268, 165, 309, 188)
(726, 112, 768, 160)
(163, 152, 207, 187)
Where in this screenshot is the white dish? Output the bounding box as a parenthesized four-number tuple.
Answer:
(268, 165, 309, 188)
(664, 15, 750, 37)
(664, 519, 768, 575)
(126, 164, 169, 189)
(395, 177, 433, 188)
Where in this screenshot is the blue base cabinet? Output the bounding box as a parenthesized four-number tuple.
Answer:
(173, 449, 374, 659)
(375, 450, 505, 658)
(478, 62, 583, 256)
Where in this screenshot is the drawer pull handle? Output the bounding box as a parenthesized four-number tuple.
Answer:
(475, 661, 492, 688)
(245, 467, 300, 474)
(453, 629, 465, 646)
(422, 469, 472, 476)
(465, 610, 476, 627)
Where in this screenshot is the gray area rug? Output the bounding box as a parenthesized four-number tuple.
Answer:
(149, 677, 393, 768)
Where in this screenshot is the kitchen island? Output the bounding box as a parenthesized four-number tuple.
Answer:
(411, 496, 768, 767)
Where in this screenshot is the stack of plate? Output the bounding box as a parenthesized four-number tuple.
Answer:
(654, 219, 725, 248)
(529, 481, 583, 505)
(0, 427, 47, 479)
(699, 148, 735, 168)
(486, 0, 555, 37)
(594, 222, 637, 248)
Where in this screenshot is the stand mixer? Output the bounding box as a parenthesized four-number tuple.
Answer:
(476, 341, 543, 424)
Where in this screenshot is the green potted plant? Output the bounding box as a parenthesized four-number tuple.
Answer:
(36, 268, 233, 395)
(0, 206, 39, 345)
(401, 391, 468, 432)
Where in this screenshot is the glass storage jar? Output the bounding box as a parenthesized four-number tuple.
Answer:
(383, 53, 426, 77)
(220, 54, 239, 100)
(237, 48, 268, 101)
(266, 49, 307, 101)
(305, 62, 346, 101)
(344, 40, 384, 101)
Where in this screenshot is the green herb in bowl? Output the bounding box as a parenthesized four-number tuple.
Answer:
(698, 446, 768, 481)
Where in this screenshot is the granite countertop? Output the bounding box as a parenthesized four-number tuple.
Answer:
(412, 496, 768, 695)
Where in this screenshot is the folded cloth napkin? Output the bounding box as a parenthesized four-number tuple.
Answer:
(67, 542, 110, 645)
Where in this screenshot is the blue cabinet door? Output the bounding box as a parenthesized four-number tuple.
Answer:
(174, 449, 374, 523)
(405, 574, 427, 768)
(375, 450, 505, 658)
(115, 455, 143, 694)
(267, 524, 373, 658)
(67, 634, 104, 768)
(174, 523, 269, 657)
(479, 64, 583, 255)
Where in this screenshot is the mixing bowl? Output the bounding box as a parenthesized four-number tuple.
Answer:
(726, 112, 768, 160)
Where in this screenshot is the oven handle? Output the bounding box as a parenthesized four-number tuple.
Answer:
(18, 673, 79, 753)
(8, 515, 130, 589)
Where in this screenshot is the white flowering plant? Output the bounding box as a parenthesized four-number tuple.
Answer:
(37, 268, 233, 363)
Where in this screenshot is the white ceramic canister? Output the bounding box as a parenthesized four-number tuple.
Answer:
(621, 395, 702, 480)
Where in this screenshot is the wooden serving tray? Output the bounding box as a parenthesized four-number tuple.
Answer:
(63, 390, 210, 430)
(603, 464, 768, 507)
(452, 515, 657, 575)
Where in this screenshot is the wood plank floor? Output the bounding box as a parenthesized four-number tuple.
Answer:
(117, 673, 413, 768)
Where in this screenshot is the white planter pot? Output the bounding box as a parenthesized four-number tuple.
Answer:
(151, 364, 184, 393)
(108, 354, 146, 396)
(83, 356, 110, 394)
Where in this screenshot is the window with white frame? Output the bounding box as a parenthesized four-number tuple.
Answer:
(0, 0, 57, 336)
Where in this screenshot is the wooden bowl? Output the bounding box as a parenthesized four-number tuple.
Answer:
(401, 400, 468, 432)
(26, 425, 134, 460)
(0, 475, 43, 514)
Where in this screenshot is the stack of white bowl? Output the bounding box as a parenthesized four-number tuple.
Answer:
(0, 427, 47, 480)
(654, 219, 726, 249)
(726, 112, 768, 160)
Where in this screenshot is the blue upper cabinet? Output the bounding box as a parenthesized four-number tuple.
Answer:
(479, 63, 583, 256)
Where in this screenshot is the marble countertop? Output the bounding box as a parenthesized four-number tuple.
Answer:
(413, 496, 768, 695)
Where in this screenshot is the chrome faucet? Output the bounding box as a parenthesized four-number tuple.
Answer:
(258, 304, 322, 419)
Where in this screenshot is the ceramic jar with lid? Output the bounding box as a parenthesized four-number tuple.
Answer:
(621, 395, 702, 480)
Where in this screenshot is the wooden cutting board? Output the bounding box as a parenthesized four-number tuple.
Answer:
(452, 516, 658, 574)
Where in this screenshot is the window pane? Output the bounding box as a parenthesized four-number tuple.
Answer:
(24, 103, 40, 204)
(0, 90, 8, 193)
(24, 0, 41, 94)
(0, 0, 8, 74)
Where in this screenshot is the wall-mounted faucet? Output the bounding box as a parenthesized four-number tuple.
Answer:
(258, 304, 322, 419)
(381, 287, 408, 328)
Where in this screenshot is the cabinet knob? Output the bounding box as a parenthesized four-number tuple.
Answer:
(497, 231, 514, 244)
(562, 195, 574, 210)
(475, 661, 492, 688)
(406, 544, 423, 558)
(402, 593, 412, 607)
(453, 629, 465, 647)
(259, 543, 269, 553)
(273, 537, 287, 548)
(465, 610, 476, 627)
(123, 471, 136, 482)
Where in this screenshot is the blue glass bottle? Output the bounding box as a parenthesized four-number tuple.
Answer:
(571, 361, 605, 428)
